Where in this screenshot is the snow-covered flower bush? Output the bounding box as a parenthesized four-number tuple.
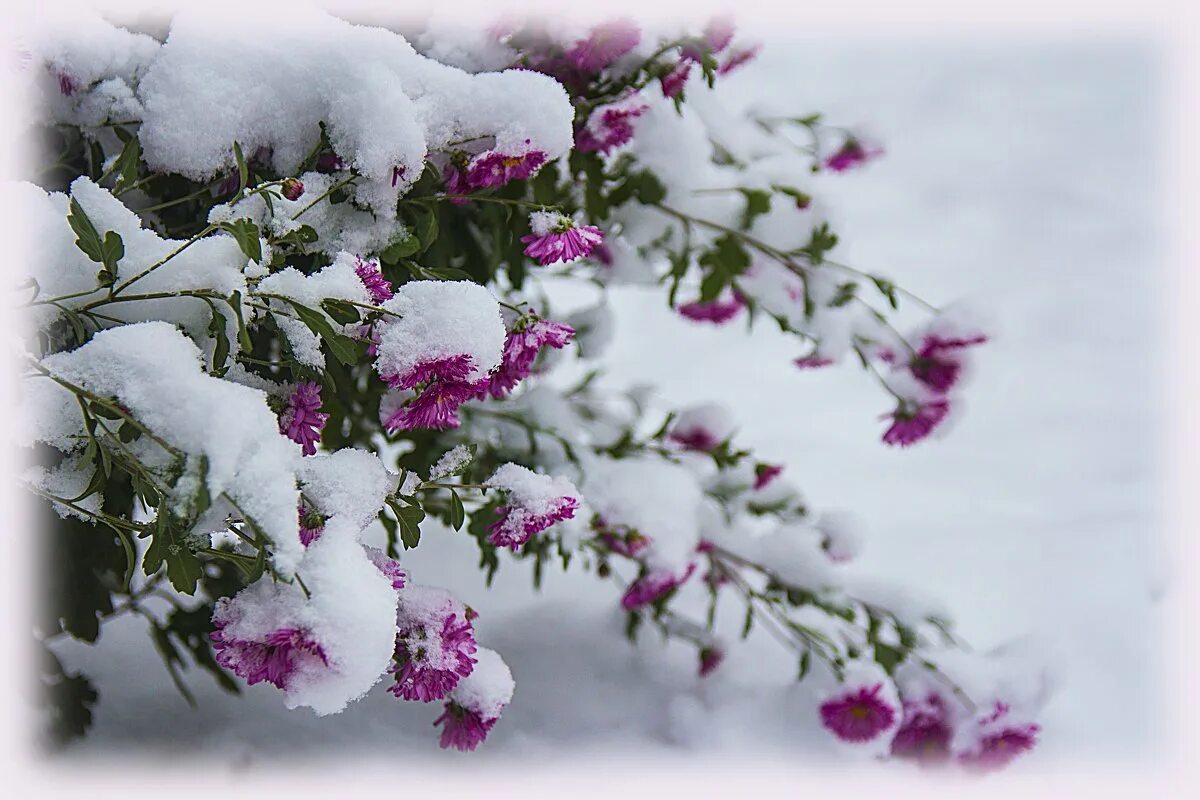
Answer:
(16, 8, 1041, 767)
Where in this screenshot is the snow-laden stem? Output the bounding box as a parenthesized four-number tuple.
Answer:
(111, 223, 219, 296)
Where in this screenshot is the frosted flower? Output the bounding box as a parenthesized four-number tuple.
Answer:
(279, 382, 328, 456)
(55, 70, 79, 96)
(599, 527, 651, 558)
(699, 645, 725, 678)
(577, 95, 649, 154)
(753, 463, 784, 491)
(881, 399, 950, 447)
(891, 694, 952, 764)
(669, 403, 736, 452)
(958, 702, 1039, 771)
(281, 178, 305, 201)
(820, 682, 899, 742)
(441, 160, 471, 204)
(210, 620, 328, 691)
(485, 463, 580, 551)
(384, 379, 480, 433)
(718, 45, 761, 75)
(678, 293, 744, 324)
(354, 256, 393, 304)
(661, 60, 692, 99)
(909, 333, 988, 394)
(364, 546, 406, 590)
(466, 149, 547, 190)
(389, 588, 478, 703)
(621, 563, 697, 610)
(434, 647, 513, 751)
(565, 19, 640, 72)
(298, 500, 326, 547)
(825, 138, 885, 172)
(794, 354, 835, 369)
(521, 211, 605, 266)
(481, 316, 576, 399)
(435, 702, 497, 751)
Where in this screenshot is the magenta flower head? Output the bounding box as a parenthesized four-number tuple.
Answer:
(794, 353, 835, 370)
(753, 463, 784, 491)
(354, 256, 394, 304)
(434, 647, 514, 751)
(481, 315, 576, 399)
(485, 463, 580, 551)
(717, 45, 761, 76)
(677, 292, 745, 325)
(576, 94, 649, 154)
(364, 545, 407, 590)
(958, 702, 1039, 771)
(466, 148, 547, 190)
(565, 18, 640, 73)
(521, 211, 605, 266)
(599, 525, 651, 558)
(669, 403, 736, 453)
(621, 563, 697, 610)
(389, 586, 478, 703)
(820, 682, 899, 743)
(699, 645, 725, 678)
(279, 381, 329, 456)
(908, 333, 988, 394)
(824, 137, 885, 172)
(441, 159, 471, 204)
(298, 500, 326, 548)
(281, 178, 305, 201)
(891, 694, 953, 764)
(881, 398, 950, 447)
(661, 59, 692, 99)
(210, 615, 328, 692)
(382, 355, 484, 433)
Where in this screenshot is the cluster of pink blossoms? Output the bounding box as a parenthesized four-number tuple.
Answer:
(677, 291, 745, 325)
(278, 381, 328, 456)
(297, 500, 325, 547)
(576, 94, 649, 154)
(621, 563, 697, 610)
(479, 314, 575, 400)
(880, 330, 988, 447)
(210, 621, 328, 692)
(388, 589, 478, 703)
(354, 255, 394, 304)
(484, 463, 580, 551)
(382, 354, 483, 433)
(521, 210, 605, 266)
(442, 147, 547, 202)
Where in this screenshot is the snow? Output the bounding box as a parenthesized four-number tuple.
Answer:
(670, 402, 736, 445)
(296, 449, 392, 534)
(429, 445, 473, 480)
(374, 280, 505, 382)
(450, 647, 513, 721)
(485, 463, 578, 516)
(23, 456, 102, 521)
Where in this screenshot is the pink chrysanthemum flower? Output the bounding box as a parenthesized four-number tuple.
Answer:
(354, 256, 393, 304)
(661, 60, 692, 98)
(210, 622, 328, 691)
(600, 528, 651, 559)
(521, 211, 605, 266)
(441, 160, 471, 205)
(279, 381, 329, 456)
(621, 563, 697, 610)
(281, 178, 304, 201)
(718, 45, 761, 75)
(488, 496, 579, 551)
(959, 702, 1040, 771)
(794, 354, 835, 369)
(480, 316, 576, 399)
(908, 333, 988, 394)
(677, 293, 745, 324)
(298, 500, 325, 548)
(435, 702, 497, 751)
(466, 149, 547, 190)
(576, 95, 649, 154)
(668, 404, 735, 452)
(881, 399, 950, 447)
(699, 645, 725, 678)
(565, 18, 640, 72)
(820, 683, 898, 742)
(824, 138, 885, 172)
(389, 591, 478, 703)
(485, 463, 580, 551)
(753, 463, 784, 490)
(381, 355, 485, 433)
(364, 546, 407, 590)
(891, 694, 953, 764)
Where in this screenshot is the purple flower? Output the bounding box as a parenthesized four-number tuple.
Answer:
(466, 149, 547, 190)
(753, 463, 784, 491)
(599, 528, 651, 558)
(316, 151, 346, 172)
(488, 495, 579, 551)
(435, 702, 497, 751)
(298, 500, 325, 548)
(353, 256, 394, 304)
(565, 19, 640, 73)
(210, 621, 328, 691)
(820, 683, 898, 742)
(389, 608, 477, 703)
(481, 316, 575, 399)
(281, 178, 304, 201)
(703, 17, 737, 53)
(364, 546, 406, 590)
(621, 563, 697, 610)
(661, 60, 692, 98)
(718, 45, 761, 75)
(891, 694, 952, 764)
(442, 160, 471, 204)
(279, 382, 329, 456)
(384, 379, 480, 433)
(699, 645, 725, 678)
(677, 293, 744, 324)
(959, 702, 1039, 771)
(576, 95, 649, 154)
(521, 211, 605, 266)
(908, 333, 988, 394)
(881, 399, 950, 447)
(794, 353, 835, 369)
(824, 138, 884, 172)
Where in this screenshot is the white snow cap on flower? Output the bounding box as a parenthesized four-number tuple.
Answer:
(816, 511, 863, 563)
(486, 463, 578, 512)
(297, 448, 392, 534)
(374, 280, 505, 382)
(33, 322, 306, 574)
(429, 444, 473, 480)
(671, 403, 736, 446)
(528, 210, 573, 236)
(583, 457, 702, 571)
(137, 7, 573, 218)
(450, 647, 514, 720)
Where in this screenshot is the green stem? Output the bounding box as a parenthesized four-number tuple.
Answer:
(111, 224, 219, 295)
(291, 175, 359, 220)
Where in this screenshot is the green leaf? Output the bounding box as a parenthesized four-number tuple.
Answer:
(449, 490, 465, 531)
(226, 291, 252, 352)
(741, 604, 755, 639)
(283, 300, 360, 366)
(395, 505, 425, 549)
(320, 299, 361, 325)
(67, 199, 104, 263)
(870, 275, 900, 309)
(219, 219, 262, 264)
(66, 465, 106, 503)
(111, 135, 141, 192)
(379, 230, 420, 263)
(798, 649, 812, 680)
(738, 189, 771, 230)
(828, 281, 857, 308)
(233, 141, 248, 193)
(205, 301, 231, 375)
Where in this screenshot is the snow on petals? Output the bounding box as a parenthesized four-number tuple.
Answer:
(278, 381, 328, 456)
(484, 463, 580, 551)
(435, 647, 514, 751)
(481, 315, 575, 400)
(669, 403, 736, 452)
(389, 586, 478, 703)
(819, 678, 900, 743)
(521, 211, 605, 266)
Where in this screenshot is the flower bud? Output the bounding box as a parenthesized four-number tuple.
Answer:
(281, 178, 305, 201)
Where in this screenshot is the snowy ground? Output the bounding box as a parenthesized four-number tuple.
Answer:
(50, 37, 1161, 771)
